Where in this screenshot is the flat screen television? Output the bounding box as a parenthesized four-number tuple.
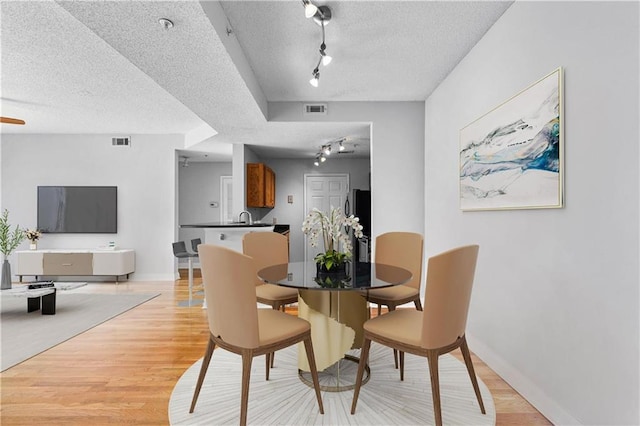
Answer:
(37, 186, 117, 233)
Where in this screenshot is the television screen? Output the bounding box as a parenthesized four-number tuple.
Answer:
(38, 186, 117, 233)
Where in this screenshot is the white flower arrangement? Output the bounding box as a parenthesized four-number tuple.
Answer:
(25, 229, 42, 243)
(302, 207, 364, 269)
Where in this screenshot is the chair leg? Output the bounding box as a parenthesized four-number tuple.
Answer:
(460, 336, 486, 414)
(427, 350, 442, 426)
(351, 337, 371, 414)
(265, 353, 271, 381)
(388, 305, 399, 369)
(377, 303, 381, 317)
(414, 297, 423, 311)
(240, 349, 254, 426)
(189, 336, 216, 413)
(303, 336, 324, 414)
(399, 351, 405, 381)
(269, 305, 278, 368)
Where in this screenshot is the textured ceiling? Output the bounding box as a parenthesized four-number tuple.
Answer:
(0, 0, 512, 160)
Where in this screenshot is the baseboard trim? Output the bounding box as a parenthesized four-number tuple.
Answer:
(466, 333, 581, 425)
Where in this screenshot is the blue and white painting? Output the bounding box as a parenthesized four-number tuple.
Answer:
(460, 68, 563, 211)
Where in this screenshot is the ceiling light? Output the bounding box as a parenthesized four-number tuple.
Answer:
(339, 141, 345, 151)
(302, 0, 317, 18)
(323, 145, 332, 156)
(158, 18, 174, 30)
(320, 43, 332, 66)
(314, 158, 320, 167)
(304, 5, 333, 87)
(310, 68, 320, 87)
(320, 155, 326, 162)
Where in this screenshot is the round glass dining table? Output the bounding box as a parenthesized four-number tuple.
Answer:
(258, 261, 412, 392)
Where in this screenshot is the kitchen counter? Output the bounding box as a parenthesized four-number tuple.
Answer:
(181, 222, 273, 228)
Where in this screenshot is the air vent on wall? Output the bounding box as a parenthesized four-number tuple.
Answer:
(111, 136, 131, 147)
(303, 103, 327, 115)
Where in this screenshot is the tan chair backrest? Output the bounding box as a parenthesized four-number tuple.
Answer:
(198, 244, 260, 349)
(242, 232, 289, 286)
(421, 245, 479, 349)
(375, 232, 424, 290)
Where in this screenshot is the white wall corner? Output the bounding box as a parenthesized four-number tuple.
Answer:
(466, 333, 582, 425)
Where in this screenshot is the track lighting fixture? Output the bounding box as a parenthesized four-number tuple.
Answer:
(303, 2, 333, 87)
(312, 139, 350, 166)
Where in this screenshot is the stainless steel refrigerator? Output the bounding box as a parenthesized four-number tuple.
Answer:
(345, 189, 371, 262)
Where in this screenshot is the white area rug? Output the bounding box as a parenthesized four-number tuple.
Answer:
(0, 291, 159, 371)
(169, 343, 495, 425)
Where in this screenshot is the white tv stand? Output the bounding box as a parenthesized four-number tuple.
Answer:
(15, 249, 135, 282)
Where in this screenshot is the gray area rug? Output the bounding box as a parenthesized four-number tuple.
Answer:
(0, 291, 159, 371)
(169, 343, 495, 425)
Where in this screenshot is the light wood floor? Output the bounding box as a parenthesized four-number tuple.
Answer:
(0, 277, 551, 425)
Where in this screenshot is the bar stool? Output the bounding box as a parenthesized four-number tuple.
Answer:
(172, 241, 200, 306)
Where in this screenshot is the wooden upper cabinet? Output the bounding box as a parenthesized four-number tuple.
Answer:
(246, 163, 276, 208)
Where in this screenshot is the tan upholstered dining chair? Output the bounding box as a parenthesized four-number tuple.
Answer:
(352, 245, 485, 426)
(365, 231, 424, 368)
(189, 245, 323, 426)
(243, 232, 298, 311)
(243, 232, 299, 368)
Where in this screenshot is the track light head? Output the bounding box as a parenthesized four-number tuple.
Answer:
(319, 43, 332, 66)
(302, 0, 317, 18)
(314, 158, 320, 166)
(320, 155, 326, 162)
(323, 145, 332, 156)
(310, 67, 320, 87)
(339, 141, 345, 151)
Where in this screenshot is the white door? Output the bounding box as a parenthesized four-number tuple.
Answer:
(303, 174, 349, 262)
(220, 176, 233, 223)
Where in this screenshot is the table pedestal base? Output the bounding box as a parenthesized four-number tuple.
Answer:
(298, 354, 370, 392)
(297, 289, 370, 392)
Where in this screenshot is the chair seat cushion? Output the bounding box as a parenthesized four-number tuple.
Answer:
(258, 309, 310, 346)
(256, 283, 298, 302)
(364, 309, 422, 347)
(366, 285, 419, 303)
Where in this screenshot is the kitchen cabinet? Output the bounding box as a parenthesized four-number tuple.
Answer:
(246, 163, 275, 208)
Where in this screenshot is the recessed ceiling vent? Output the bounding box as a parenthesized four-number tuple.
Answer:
(303, 104, 327, 115)
(111, 136, 131, 147)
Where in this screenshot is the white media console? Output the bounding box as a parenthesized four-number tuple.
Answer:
(15, 249, 135, 282)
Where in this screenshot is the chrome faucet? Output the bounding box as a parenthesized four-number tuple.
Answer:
(238, 210, 252, 225)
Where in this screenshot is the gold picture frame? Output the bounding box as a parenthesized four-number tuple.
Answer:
(459, 67, 564, 211)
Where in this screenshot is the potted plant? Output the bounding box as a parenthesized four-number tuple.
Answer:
(0, 209, 25, 289)
(302, 207, 363, 274)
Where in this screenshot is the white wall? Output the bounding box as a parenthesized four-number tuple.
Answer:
(424, 2, 639, 424)
(269, 102, 425, 240)
(264, 157, 370, 262)
(177, 161, 231, 265)
(1, 134, 183, 281)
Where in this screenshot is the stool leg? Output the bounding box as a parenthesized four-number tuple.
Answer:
(188, 257, 193, 306)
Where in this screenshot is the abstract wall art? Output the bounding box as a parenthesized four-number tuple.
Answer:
(460, 67, 563, 211)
